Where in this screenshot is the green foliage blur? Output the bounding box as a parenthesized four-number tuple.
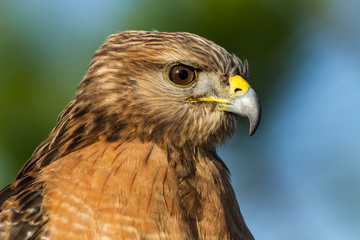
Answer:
(0, 0, 326, 194)
(0, 0, 324, 188)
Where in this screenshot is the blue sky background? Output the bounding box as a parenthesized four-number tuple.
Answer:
(222, 1, 360, 238)
(0, 0, 359, 239)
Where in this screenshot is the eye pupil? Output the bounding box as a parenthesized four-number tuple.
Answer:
(178, 69, 188, 80)
(168, 64, 197, 86)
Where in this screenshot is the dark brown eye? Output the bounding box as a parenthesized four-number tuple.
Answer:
(167, 64, 197, 86)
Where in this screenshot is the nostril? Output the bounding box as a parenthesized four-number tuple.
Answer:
(234, 88, 242, 93)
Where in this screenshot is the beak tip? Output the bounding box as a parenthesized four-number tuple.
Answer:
(252, 101, 261, 136)
(252, 104, 262, 136)
(249, 117, 260, 136)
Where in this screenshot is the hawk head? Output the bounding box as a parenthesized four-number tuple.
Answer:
(56, 31, 260, 152)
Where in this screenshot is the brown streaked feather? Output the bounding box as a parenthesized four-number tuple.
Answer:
(38, 140, 188, 239)
(34, 139, 250, 239)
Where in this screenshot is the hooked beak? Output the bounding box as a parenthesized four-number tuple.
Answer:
(225, 86, 261, 136)
(188, 75, 261, 136)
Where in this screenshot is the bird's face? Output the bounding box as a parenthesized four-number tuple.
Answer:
(74, 31, 260, 149)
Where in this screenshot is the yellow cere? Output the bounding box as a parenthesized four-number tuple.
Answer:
(230, 75, 250, 97)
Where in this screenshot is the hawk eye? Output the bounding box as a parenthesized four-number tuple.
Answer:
(167, 64, 197, 86)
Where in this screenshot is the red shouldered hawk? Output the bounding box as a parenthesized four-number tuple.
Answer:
(0, 31, 260, 239)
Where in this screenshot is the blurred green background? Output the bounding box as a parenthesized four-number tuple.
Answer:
(0, 0, 359, 239)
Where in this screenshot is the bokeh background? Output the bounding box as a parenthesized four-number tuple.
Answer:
(0, 0, 359, 239)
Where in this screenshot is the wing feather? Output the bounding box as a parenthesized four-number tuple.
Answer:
(0, 176, 48, 240)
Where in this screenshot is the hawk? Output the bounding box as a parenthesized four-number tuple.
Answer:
(0, 31, 261, 239)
